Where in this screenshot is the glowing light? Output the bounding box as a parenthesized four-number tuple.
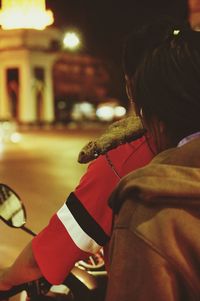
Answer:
(114, 106, 126, 117)
(71, 102, 95, 121)
(96, 106, 114, 122)
(0, 0, 54, 30)
(63, 32, 80, 50)
(96, 103, 126, 122)
(10, 132, 21, 143)
(173, 29, 180, 35)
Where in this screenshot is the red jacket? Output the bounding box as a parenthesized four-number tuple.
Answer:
(32, 135, 154, 284)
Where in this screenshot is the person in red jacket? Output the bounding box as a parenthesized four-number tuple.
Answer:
(0, 134, 155, 289)
(0, 25, 157, 290)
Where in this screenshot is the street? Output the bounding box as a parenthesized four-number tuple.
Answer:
(0, 127, 103, 269)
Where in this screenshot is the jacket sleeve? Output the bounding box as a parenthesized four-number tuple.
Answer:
(32, 138, 154, 285)
(32, 154, 118, 285)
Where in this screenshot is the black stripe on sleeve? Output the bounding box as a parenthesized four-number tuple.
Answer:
(66, 192, 110, 246)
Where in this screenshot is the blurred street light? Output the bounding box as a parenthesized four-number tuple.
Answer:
(63, 32, 81, 50)
(114, 106, 126, 118)
(96, 103, 127, 122)
(0, 0, 54, 30)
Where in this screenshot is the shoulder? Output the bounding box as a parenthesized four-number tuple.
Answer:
(107, 135, 149, 158)
(106, 135, 155, 177)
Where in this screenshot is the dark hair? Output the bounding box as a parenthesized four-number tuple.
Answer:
(123, 20, 200, 145)
(123, 18, 189, 75)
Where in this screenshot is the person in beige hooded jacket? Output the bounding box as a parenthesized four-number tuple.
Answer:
(105, 21, 200, 301)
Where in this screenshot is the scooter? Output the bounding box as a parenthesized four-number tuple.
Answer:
(0, 183, 107, 301)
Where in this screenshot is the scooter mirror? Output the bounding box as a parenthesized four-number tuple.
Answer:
(0, 184, 26, 228)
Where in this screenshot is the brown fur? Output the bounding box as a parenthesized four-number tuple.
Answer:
(78, 116, 146, 163)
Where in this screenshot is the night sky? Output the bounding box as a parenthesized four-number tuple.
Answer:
(46, 0, 188, 61)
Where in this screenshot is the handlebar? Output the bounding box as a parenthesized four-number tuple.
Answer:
(0, 277, 51, 300)
(0, 282, 26, 299)
(0, 268, 98, 301)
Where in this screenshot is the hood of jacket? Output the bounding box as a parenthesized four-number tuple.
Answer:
(110, 138, 200, 213)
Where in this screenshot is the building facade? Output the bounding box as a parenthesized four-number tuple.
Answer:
(53, 52, 110, 122)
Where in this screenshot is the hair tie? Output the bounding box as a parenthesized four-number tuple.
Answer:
(173, 29, 180, 36)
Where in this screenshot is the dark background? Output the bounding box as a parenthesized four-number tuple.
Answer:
(45, 0, 189, 103)
(46, 0, 188, 61)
